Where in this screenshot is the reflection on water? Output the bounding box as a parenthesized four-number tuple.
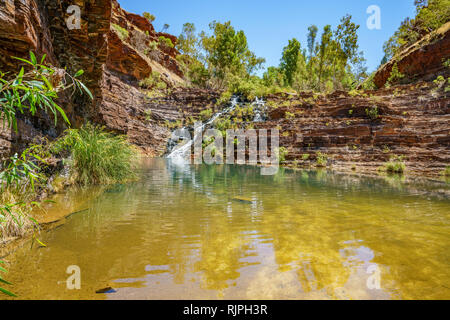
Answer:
(3, 158, 450, 300)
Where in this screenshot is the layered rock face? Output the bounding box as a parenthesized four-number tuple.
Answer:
(256, 82, 449, 177)
(100, 69, 218, 156)
(0, 0, 188, 159)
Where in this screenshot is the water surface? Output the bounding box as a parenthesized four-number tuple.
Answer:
(4, 158, 450, 299)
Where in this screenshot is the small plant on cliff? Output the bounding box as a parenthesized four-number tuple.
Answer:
(285, 111, 295, 120)
(158, 36, 174, 50)
(52, 124, 138, 186)
(443, 59, 450, 68)
(143, 12, 156, 23)
(386, 63, 404, 88)
(144, 41, 159, 60)
(199, 108, 213, 121)
(112, 24, 129, 41)
(139, 71, 164, 89)
(348, 89, 362, 97)
(384, 155, 406, 174)
(365, 105, 379, 121)
(316, 152, 328, 167)
(433, 75, 445, 86)
(277, 147, 289, 164)
(441, 166, 450, 178)
(144, 109, 153, 122)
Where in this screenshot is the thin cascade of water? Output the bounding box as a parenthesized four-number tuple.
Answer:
(167, 96, 240, 161)
(252, 96, 267, 122)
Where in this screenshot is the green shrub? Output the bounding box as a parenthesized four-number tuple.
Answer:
(0, 147, 50, 249)
(302, 154, 310, 161)
(384, 155, 406, 174)
(361, 73, 377, 90)
(442, 166, 450, 177)
(278, 147, 288, 163)
(139, 71, 165, 89)
(433, 75, 445, 85)
(365, 105, 379, 120)
(285, 111, 295, 119)
(316, 152, 328, 167)
(158, 36, 174, 50)
(199, 108, 213, 121)
(112, 24, 129, 41)
(386, 63, 404, 87)
(53, 124, 138, 186)
(348, 89, 362, 97)
(221, 74, 282, 102)
(163, 120, 183, 130)
(156, 81, 167, 90)
(214, 117, 235, 136)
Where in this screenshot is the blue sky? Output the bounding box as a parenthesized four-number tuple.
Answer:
(118, 0, 416, 74)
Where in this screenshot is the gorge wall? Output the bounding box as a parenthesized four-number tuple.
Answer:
(0, 0, 449, 177)
(0, 0, 202, 159)
(373, 22, 450, 88)
(258, 82, 449, 177)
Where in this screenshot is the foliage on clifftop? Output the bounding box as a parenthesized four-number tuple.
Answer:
(382, 0, 450, 62)
(175, 15, 367, 101)
(176, 21, 265, 92)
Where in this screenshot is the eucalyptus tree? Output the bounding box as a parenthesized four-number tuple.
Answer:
(280, 38, 301, 87)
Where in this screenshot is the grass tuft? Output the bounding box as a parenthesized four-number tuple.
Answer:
(384, 155, 406, 174)
(53, 124, 138, 186)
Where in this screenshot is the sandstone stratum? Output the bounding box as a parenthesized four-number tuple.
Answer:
(0, 0, 449, 177)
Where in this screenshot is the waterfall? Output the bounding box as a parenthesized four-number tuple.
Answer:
(166, 96, 267, 163)
(167, 96, 240, 161)
(252, 97, 267, 122)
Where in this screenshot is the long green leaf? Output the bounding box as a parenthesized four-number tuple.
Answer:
(29, 51, 37, 65)
(78, 81, 93, 100)
(17, 67, 24, 84)
(0, 287, 17, 297)
(0, 278, 12, 285)
(53, 102, 71, 125)
(41, 75, 53, 90)
(12, 56, 34, 66)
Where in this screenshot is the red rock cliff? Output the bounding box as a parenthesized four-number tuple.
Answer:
(0, 0, 188, 159)
(374, 22, 450, 88)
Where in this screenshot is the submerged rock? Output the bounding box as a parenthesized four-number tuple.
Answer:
(232, 196, 253, 204)
(96, 287, 117, 294)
